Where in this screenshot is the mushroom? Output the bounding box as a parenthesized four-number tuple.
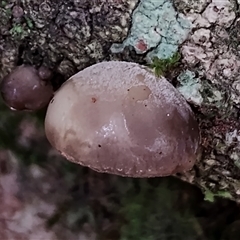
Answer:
(45, 61, 200, 177)
(0, 65, 53, 111)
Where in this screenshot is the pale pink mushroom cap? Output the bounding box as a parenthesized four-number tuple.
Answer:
(0, 65, 53, 111)
(45, 61, 200, 177)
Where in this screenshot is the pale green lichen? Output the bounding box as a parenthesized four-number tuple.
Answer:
(177, 70, 203, 105)
(111, 0, 192, 60)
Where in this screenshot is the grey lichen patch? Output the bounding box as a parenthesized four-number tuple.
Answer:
(173, 0, 209, 14)
(182, 0, 236, 28)
(111, 0, 192, 60)
(201, 0, 236, 28)
(180, 1, 239, 104)
(226, 130, 240, 169)
(173, 0, 240, 201)
(180, 1, 240, 105)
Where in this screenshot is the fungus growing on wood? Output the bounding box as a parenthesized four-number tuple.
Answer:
(0, 65, 53, 111)
(45, 61, 200, 177)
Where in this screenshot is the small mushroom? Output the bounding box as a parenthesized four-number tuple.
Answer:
(0, 65, 53, 111)
(45, 61, 200, 177)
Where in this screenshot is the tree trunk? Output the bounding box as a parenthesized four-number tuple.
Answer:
(0, 0, 240, 203)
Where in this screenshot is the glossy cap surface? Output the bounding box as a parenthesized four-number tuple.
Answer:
(0, 65, 53, 111)
(45, 61, 200, 177)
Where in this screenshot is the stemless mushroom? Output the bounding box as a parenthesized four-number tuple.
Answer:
(0, 65, 53, 111)
(45, 61, 200, 177)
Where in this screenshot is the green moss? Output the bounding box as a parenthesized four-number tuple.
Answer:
(1, 1, 7, 7)
(25, 17, 34, 29)
(204, 189, 233, 202)
(9, 23, 29, 39)
(149, 52, 181, 77)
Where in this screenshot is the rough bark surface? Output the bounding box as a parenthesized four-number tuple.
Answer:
(0, 0, 240, 207)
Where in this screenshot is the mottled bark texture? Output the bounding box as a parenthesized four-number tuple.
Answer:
(0, 0, 139, 80)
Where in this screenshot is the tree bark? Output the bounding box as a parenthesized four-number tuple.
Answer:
(0, 0, 240, 203)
